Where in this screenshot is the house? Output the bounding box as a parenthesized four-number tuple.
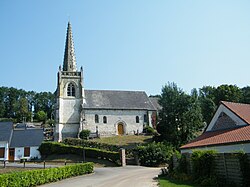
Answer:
(0, 122, 13, 161)
(180, 101, 250, 153)
(55, 22, 158, 141)
(0, 122, 44, 161)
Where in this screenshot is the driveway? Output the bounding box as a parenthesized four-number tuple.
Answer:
(40, 166, 160, 187)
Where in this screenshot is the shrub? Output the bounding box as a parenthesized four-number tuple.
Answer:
(134, 142, 174, 167)
(237, 152, 250, 186)
(191, 150, 217, 183)
(79, 129, 91, 140)
(0, 162, 93, 187)
(143, 126, 156, 135)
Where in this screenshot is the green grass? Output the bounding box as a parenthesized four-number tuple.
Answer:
(158, 176, 197, 187)
(90, 135, 152, 149)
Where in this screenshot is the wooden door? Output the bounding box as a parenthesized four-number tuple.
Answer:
(118, 123, 124, 135)
(9, 148, 15, 161)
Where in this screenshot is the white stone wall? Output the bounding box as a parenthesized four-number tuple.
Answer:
(14, 146, 41, 160)
(83, 109, 148, 136)
(181, 143, 250, 154)
(0, 141, 8, 161)
(58, 98, 81, 124)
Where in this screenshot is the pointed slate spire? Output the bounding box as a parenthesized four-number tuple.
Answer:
(63, 22, 77, 72)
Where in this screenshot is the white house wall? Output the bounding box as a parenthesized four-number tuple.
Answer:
(83, 109, 148, 136)
(206, 105, 246, 131)
(181, 143, 250, 154)
(14, 146, 41, 160)
(0, 141, 8, 161)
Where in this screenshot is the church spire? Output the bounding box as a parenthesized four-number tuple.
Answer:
(63, 22, 77, 72)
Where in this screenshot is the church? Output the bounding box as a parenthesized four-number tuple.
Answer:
(55, 22, 159, 141)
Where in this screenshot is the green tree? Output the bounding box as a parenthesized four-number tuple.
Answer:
(35, 110, 47, 123)
(14, 97, 31, 122)
(199, 97, 216, 125)
(34, 92, 55, 120)
(213, 84, 242, 105)
(157, 83, 203, 148)
(241, 86, 250, 104)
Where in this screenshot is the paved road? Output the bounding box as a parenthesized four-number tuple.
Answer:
(40, 166, 160, 187)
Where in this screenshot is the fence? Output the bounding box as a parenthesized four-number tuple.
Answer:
(0, 160, 82, 169)
(173, 153, 250, 186)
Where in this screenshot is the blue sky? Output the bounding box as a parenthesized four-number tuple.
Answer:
(1, 1, 250, 95)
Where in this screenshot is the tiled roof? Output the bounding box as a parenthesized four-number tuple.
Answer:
(84, 90, 155, 110)
(181, 101, 250, 149)
(221, 101, 250, 124)
(180, 125, 250, 149)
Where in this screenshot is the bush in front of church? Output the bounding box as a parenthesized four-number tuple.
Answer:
(79, 130, 91, 140)
(134, 142, 174, 167)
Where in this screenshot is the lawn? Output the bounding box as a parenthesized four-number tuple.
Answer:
(90, 135, 152, 149)
(158, 176, 197, 187)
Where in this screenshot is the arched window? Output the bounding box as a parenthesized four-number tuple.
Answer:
(144, 114, 147, 123)
(95, 114, 99, 123)
(103, 116, 107, 124)
(67, 83, 75, 97)
(136, 116, 139, 123)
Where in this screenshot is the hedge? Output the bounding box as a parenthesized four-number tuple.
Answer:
(39, 142, 120, 165)
(63, 138, 134, 157)
(63, 138, 120, 152)
(0, 162, 93, 187)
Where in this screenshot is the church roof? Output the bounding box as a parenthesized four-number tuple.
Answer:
(84, 90, 156, 110)
(10, 128, 44, 147)
(149, 97, 162, 111)
(63, 22, 77, 72)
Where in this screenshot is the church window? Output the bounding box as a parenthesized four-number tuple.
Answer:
(144, 114, 147, 123)
(136, 116, 139, 123)
(67, 83, 75, 97)
(103, 116, 107, 124)
(95, 114, 99, 123)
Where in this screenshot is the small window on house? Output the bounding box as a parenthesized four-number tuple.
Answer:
(95, 114, 99, 123)
(67, 83, 75, 97)
(136, 116, 139, 123)
(24, 147, 30, 157)
(103, 116, 107, 124)
(144, 114, 147, 123)
(0, 147, 5, 158)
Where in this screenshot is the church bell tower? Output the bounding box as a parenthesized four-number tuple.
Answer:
(55, 22, 85, 141)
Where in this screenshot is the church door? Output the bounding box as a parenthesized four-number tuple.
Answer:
(118, 123, 124, 135)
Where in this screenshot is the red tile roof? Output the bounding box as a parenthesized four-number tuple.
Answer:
(181, 125, 250, 149)
(221, 101, 250, 125)
(181, 101, 250, 149)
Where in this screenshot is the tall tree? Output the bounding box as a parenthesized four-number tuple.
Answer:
(213, 84, 242, 105)
(157, 83, 203, 148)
(14, 97, 31, 122)
(241, 86, 250, 104)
